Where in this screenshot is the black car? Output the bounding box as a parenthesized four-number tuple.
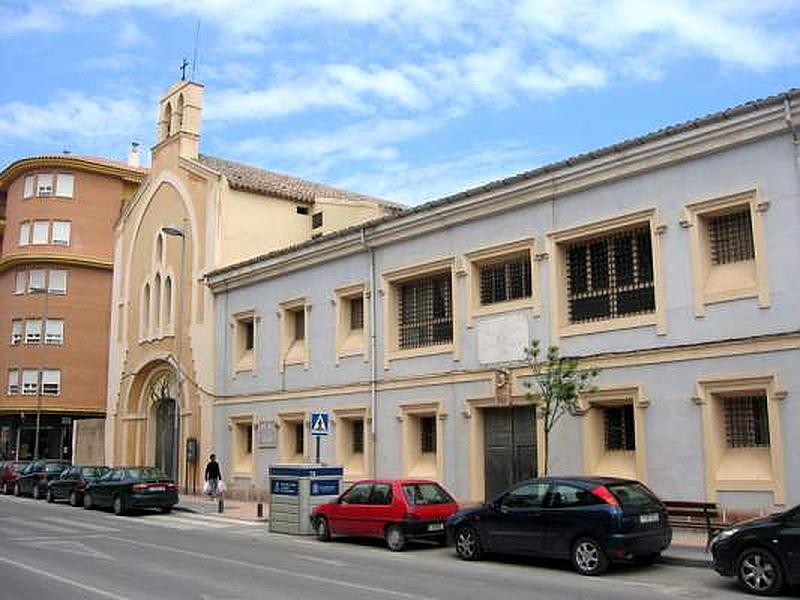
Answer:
(711, 505, 800, 596)
(446, 477, 672, 575)
(46, 465, 109, 506)
(84, 467, 178, 515)
(14, 460, 70, 499)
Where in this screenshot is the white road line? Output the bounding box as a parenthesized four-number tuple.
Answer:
(41, 516, 118, 533)
(0, 555, 133, 600)
(107, 535, 439, 600)
(292, 553, 348, 567)
(15, 519, 77, 534)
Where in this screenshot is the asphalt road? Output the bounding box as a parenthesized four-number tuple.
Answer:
(0, 494, 794, 600)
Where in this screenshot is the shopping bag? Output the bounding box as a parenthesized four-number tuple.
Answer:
(217, 480, 226, 494)
(202, 480, 210, 495)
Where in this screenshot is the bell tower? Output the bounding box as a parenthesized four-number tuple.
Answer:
(152, 78, 204, 164)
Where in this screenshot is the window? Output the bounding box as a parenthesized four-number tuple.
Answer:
(142, 284, 151, 335)
(15, 271, 26, 295)
(22, 370, 38, 395)
(724, 395, 770, 448)
(281, 300, 308, 368)
(41, 370, 61, 396)
(350, 296, 364, 331)
(296, 206, 309, 215)
(604, 405, 636, 451)
(293, 309, 305, 341)
(479, 255, 532, 305)
(548, 483, 602, 508)
(341, 482, 372, 504)
(24, 319, 42, 344)
(232, 420, 254, 474)
(48, 270, 67, 294)
(23, 176, 34, 198)
(10, 320, 23, 345)
(294, 422, 305, 456)
(7, 370, 19, 395)
(501, 482, 550, 509)
(55, 174, 74, 198)
(402, 483, 453, 505)
(153, 274, 161, 330)
(709, 210, 754, 265)
(37, 174, 53, 196)
(233, 312, 256, 371)
(244, 321, 254, 350)
(312, 212, 323, 229)
(32, 220, 49, 245)
(371, 483, 392, 505)
(420, 415, 437, 454)
(19, 222, 30, 246)
(351, 418, 364, 454)
(566, 226, 654, 323)
(164, 277, 172, 327)
(51, 221, 71, 245)
(398, 273, 452, 349)
(29, 270, 46, 292)
(45, 319, 64, 345)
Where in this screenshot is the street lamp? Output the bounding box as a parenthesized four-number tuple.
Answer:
(161, 223, 187, 487)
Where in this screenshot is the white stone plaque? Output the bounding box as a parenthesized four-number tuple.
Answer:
(477, 313, 529, 365)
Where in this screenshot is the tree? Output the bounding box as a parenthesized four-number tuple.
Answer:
(523, 340, 599, 477)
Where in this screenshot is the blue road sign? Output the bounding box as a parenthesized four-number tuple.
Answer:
(310, 412, 330, 437)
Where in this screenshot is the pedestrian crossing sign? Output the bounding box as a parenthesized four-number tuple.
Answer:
(310, 412, 330, 437)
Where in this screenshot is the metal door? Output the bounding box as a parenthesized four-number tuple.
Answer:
(155, 398, 178, 481)
(484, 406, 537, 501)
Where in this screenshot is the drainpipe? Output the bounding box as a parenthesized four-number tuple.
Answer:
(361, 227, 378, 478)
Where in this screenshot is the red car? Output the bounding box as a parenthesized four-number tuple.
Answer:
(1, 461, 29, 494)
(311, 479, 459, 551)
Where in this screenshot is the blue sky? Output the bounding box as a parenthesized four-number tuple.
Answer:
(2, 1, 799, 205)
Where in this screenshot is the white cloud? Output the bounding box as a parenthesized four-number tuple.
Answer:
(0, 5, 62, 35)
(118, 21, 154, 47)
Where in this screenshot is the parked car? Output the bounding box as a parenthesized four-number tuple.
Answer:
(711, 504, 800, 596)
(446, 477, 672, 575)
(47, 465, 110, 506)
(14, 460, 70, 499)
(312, 479, 459, 551)
(0, 461, 29, 494)
(83, 467, 178, 515)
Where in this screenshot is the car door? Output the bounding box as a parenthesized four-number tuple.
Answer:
(53, 468, 75, 499)
(363, 483, 395, 537)
(541, 483, 606, 558)
(779, 508, 800, 578)
(93, 468, 117, 506)
(484, 481, 551, 555)
(334, 482, 374, 536)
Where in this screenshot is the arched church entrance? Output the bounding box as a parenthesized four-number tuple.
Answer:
(148, 371, 180, 481)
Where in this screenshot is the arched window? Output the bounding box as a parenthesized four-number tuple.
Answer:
(143, 283, 151, 336)
(156, 233, 164, 264)
(154, 274, 162, 332)
(164, 276, 173, 328)
(177, 94, 185, 132)
(163, 103, 173, 138)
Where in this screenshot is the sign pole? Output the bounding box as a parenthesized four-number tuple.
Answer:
(315, 436, 321, 464)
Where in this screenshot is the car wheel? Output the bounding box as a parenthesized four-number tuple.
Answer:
(455, 526, 482, 561)
(83, 493, 94, 510)
(315, 517, 331, 542)
(45, 489, 54, 503)
(1, 482, 7, 495)
(572, 537, 609, 576)
(69, 491, 80, 507)
(385, 524, 406, 552)
(32, 485, 41, 500)
(113, 496, 126, 516)
(737, 547, 784, 596)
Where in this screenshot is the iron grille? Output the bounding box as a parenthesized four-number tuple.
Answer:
(566, 226, 655, 323)
(398, 273, 452, 349)
(724, 395, 770, 448)
(709, 210, 754, 265)
(420, 416, 437, 454)
(479, 256, 532, 305)
(604, 405, 635, 451)
(351, 419, 364, 454)
(350, 296, 364, 331)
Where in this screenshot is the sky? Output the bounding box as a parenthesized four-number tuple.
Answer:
(1, 1, 800, 206)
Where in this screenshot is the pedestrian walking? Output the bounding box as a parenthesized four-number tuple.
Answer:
(204, 453, 221, 497)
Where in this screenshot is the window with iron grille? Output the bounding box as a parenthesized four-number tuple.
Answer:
(420, 416, 436, 454)
(708, 209, 754, 265)
(723, 395, 770, 448)
(604, 405, 635, 451)
(351, 419, 365, 454)
(479, 255, 532, 305)
(398, 273, 452, 349)
(350, 296, 364, 331)
(294, 422, 305, 455)
(566, 226, 655, 323)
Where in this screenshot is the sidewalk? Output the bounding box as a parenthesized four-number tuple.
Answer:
(175, 494, 713, 568)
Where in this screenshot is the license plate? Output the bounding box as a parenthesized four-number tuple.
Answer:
(149, 486, 165, 493)
(427, 523, 444, 532)
(640, 513, 660, 524)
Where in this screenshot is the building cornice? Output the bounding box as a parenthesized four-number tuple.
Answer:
(207, 91, 800, 292)
(0, 253, 113, 273)
(0, 156, 146, 188)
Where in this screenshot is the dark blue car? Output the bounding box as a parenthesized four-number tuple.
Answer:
(446, 477, 671, 575)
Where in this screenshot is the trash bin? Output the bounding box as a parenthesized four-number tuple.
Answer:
(268, 464, 343, 535)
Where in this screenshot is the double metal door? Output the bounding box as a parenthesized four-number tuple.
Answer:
(155, 399, 178, 481)
(484, 406, 537, 501)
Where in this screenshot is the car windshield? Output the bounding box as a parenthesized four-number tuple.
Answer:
(607, 482, 661, 509)
(402, 483, 454, 505)
(128, 468, 167, 481)
(45, 463, 69, 473)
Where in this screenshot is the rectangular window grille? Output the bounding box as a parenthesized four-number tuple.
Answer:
(312, 212, 323, 229)
(604, 405, 636, 451)
(708, 210, 755, 265)
(22, 370, 38, 395)
(294, 422, 305, 455)
(7, 370, 20, 395)
(398, 273, 453, 349)
(11, 320, 23, 345)
(350, 296, 364, 331)
(724, 395, 770, 448)
(351, 419, 365, 454)
(41, 370, 60, 396)
(293, 310, 305, 341)
(566, 226, 655, 323)
(420, 416, 437, 454)
(479, 255, 532, 305)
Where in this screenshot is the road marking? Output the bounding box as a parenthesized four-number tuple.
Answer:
(7, 533, 108, 543)
(0, 555, 132, 600)
(23, 539, 116, 562)
(41, 516, 118, 533)
(293, 553, 348, 567)
(107, 535, 439, 600)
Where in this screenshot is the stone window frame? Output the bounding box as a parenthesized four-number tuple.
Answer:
(230, 309, 259, 375)
(279, 297, 310, 371)
(277, 411, 308, 463)
(381, 256, 461, 368)
(333, 282, 368, 365)
(332, 406, 371, 482)
(546, 207, 667, 343)
(680, 189, 769, 317)
(576, 386, 649, 483)
(229, 414, 255, 479)
(396, 401, 446, 482)
(464, 237, 541, 327)
(694, 374, 787, 504)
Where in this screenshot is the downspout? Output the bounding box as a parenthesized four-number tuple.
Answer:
(361, 227, 379, 478)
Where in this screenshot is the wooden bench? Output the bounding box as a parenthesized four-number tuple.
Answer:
(664, 500, 725, 549)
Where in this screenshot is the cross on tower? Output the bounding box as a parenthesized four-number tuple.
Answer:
(180, 58, 190, 81)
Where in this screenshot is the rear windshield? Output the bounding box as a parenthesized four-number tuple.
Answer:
(81, 467, 107, 479)
(127, 468, 167, 480)
(402, 483, 454, 506)
(45, 463, 69, 473)
(608, 482, 661, 508)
